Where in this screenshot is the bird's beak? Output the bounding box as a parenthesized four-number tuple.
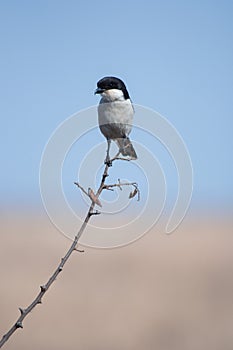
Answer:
(94, 87, 105, 95)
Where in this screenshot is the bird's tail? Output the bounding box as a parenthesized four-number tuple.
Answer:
(116, 137, 137, 159)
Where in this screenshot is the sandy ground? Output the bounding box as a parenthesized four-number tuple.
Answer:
(0, 210, 233, 350)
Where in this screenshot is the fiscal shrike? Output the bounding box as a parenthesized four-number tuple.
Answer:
(95, 76, 137, 165)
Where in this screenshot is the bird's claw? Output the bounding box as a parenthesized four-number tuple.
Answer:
(104, 158, 112, 167)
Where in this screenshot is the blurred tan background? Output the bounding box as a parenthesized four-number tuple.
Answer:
(1, 1, 233, 349)
(1, 210, 232, 350)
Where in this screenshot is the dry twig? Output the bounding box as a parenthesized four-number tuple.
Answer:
(0, 154, 139, 348)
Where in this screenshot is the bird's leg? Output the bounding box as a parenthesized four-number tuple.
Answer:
(105, 139, 112, 166)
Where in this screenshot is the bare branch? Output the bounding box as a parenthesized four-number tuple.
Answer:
(103, 181, 138, 190)
(74, 182, 89, 197)
(0, 159, 112, 348)
(0, 151, 138, 348)
(103, 180, 140, 201)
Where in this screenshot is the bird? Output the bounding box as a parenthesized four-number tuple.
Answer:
(95, 76, 137, 165)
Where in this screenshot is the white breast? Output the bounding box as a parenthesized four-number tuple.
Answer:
(98, 98, 134, 140)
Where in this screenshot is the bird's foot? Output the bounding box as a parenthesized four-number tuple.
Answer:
(104, 157, 112, 167)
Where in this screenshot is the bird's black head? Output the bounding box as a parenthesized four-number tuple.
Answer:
(95, 76, 130, 100)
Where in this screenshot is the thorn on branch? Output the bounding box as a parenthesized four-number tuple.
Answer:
(15, 322, 23, 329)
(102, 172, 109, 182)
(19, 308, 25, 315)
(40, 285, 47, 292)
(89, 210, 101, 216)
(74, 248, 85, 253)
(118, 179, 123, 190)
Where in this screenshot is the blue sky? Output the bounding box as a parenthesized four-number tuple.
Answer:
(1, 0, 232, 212)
